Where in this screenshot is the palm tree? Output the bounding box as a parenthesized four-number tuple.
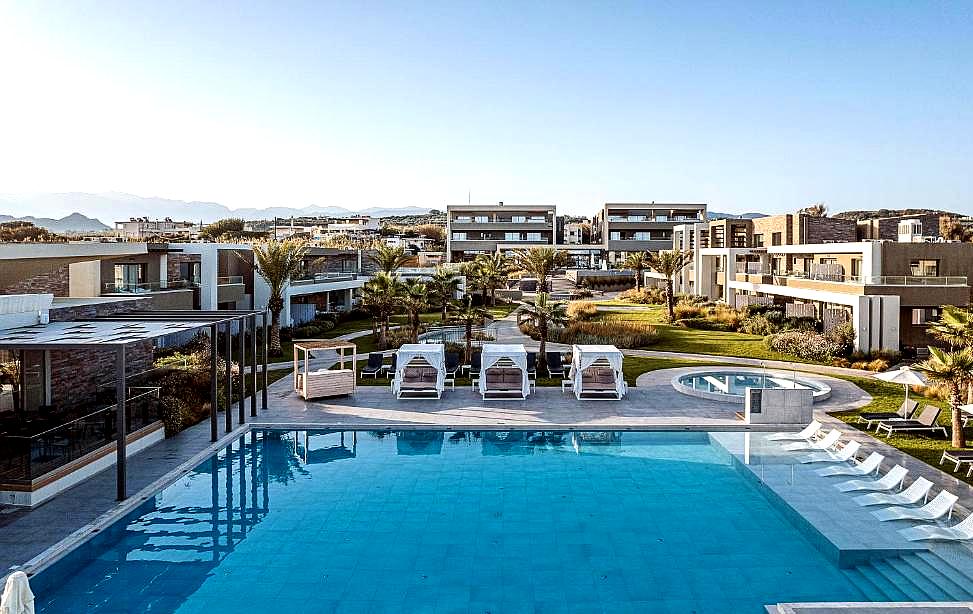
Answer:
(360, 272, 403, 349)
(519, 292, 568, 374)
(475, 252, 512, 306)
(512, 247, 568, 292)
(458, 260, 487, 305)
(623, 251, 650, 291)
(427, 265, 462, 322)
(647, 249, 693, 323)
(402, 279, 430, 343)
(450, 294, 488, 362)
(913, 346, 973, 448)
(370, 244, 411, 274)
(252, 239, 309, 355)
(929, 305, 973, 402)
(800, 202, 828, 217)
(940, 218, 972, 242)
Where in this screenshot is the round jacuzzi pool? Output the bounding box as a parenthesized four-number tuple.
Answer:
(671, 369, 831, 403)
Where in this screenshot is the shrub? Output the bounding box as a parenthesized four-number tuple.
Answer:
(866, 358, 890, 372)
(706, 305, 743, 330)
(566, 301, 598, 321)
(676, 294, 708, 306)
(765, 327, 851, 363)
(677, 317, 734, 332)
(557, 320, 658, 349)
(673, 302, 702, 320)
(739, 314, 781, 336)
(574, 287, 594, 298)
(617, 287, 665, 305)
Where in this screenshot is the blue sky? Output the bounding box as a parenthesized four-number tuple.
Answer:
(1, 1, 971, 215)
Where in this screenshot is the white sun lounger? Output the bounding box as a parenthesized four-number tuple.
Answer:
(835, 465, 908, 492)
(783, 429, 841, 452)
(799, 440, 861, 464)
(815, 451, 883, 477)
(872, 490, 958, 522)
(900, 514, 973, 542)
(854, 477, 933, 507)
(768, 420, 822, 442)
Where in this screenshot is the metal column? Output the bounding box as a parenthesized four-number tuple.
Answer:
(250, 314, 258, 417)
(238, 317, 246, 425)
(224, 322, 232, 433)
(210, 323, 218, 442)
(115, 345, 127, 501)
(261, 311, 269, 410)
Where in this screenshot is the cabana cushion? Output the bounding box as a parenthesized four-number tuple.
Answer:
(485, 367, 524, 390)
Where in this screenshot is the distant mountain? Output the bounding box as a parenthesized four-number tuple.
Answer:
(0, 192, 436, 223)
(706, 211, 767, 221)
(0, 212, 109, 233)
(832, 208, 959, 221)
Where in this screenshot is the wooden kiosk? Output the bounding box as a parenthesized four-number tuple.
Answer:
(293, 340, 357, 400)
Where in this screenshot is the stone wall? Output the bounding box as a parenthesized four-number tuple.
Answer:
(800, 215, 857, 244)
(49, 342, 154, 411)
(0, 264, 69, 296)
(48, 297, 148, 322)
(166, 253, 200, 282)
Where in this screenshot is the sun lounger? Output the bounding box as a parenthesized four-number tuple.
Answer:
(854, 477, 933, 507)
(816, 451, 883, 477)
(799, 440, 861, 464)
(940, 449, 973, 474)
(873, 490, 958, 522)
(546, 352, 567, 378)
(900, 513, 973, 541)
(360, 352, 386, 378)
(782, 429, 841, 452)
(767, 420, 822, 442)
(857, 399, 919, 429)
(835, 465, 908, 492)
(875, 405, 946, 438)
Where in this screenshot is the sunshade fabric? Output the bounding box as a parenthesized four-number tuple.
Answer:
(570, 344, 627, 399)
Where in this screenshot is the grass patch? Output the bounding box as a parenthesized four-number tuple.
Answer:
(830, 376, 969, 484)
(592, 306, 801, 362)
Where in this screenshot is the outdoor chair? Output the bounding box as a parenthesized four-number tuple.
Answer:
(900, 513, 973, 541)
(939, 449, 973, 474)
(444, 352, 461, 378)
(526, 353, 537, 378)
(782, 429, 841, 452)
(546, 352, 566, 378)
(386, 354, 397, 379)
(798, 440, 860, 464)
(767, 421, 822, 442)
(360, 353, 385, 379)
(815, 451, 883, 477)
(467, 351, 482, 375)
(835, 464, 908, 492)
(857, 399, 919, 429)
(873, 490, 957, 522)
(854, 477, 933, 507)
(875, 405, 946, 438)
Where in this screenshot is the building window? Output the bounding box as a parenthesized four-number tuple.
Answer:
(454, 216, 471, 223)
(505, 232, 520, 241)
(771, 232, 782, 246)
(753, 234, 764, 247)
(474, 216, 489, 224)
(526, 232, 543, 241)
(634, 232, 651, 241)
(609, 231, 620, 241)
(179, 261, 201, 285)
(452, 232, 466, 241)
(910, 259, 939, 276)
(851, 258, 862, 278)
(511, 216, 526, 223)
(113, 263, 146, 291)
(912, 308, 939, 325)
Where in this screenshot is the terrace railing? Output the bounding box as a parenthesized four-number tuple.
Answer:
(290, 272, 358, 286)
(217, 275, 245, 285)
(103, 279, 197, 293)
(0, 388, 162, 485)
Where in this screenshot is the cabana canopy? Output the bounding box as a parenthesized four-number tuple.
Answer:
(479, 343, 530, 398)
(570, 344, 627, 400)
(392, 343, 446, 398)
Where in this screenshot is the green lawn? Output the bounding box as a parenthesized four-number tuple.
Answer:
(592, 305, 800, 362)
(829, 376, 968, 483)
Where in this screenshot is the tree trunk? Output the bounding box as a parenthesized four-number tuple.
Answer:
(378, 317, 388, 350)
(490, 288, 496, 306)
(481, 286, 488, 306)
(538, 319, 548, 374)
(665, 279, 676, 323)
(952, 385, 966, 449)
(411, 312, 420, 343)
(441, 302, 448, 323)
(269, 309, 282, 355)
(465, 322, 473, 363)
(635, 268, 641, 291)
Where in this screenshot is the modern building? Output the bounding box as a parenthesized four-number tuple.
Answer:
(563, 222, 587, 245)
(114, 218, 198, 241)
(592, 203, 707, 265)
(446, 202, 556, 262)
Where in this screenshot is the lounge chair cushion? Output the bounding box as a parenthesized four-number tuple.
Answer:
(484, 367, 524, 391)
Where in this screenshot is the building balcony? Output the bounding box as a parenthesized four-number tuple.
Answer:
(290, 272, 358, 286)
(102, 279, 198, 294)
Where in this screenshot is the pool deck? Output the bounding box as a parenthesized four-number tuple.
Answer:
(6, 363, 973, 614)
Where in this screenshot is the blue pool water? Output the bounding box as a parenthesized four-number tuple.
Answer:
(33, 430, 873, 613)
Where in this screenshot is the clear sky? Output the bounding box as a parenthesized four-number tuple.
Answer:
(1, 1, 971, 216)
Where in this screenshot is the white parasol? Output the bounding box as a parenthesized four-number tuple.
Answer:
(0, 571, 34, 614)
(874, 366, 928, 414)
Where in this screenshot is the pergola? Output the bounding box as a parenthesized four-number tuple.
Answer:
(0, 309, 269, 501)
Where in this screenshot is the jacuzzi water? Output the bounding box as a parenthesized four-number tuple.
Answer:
(26, 430, 960, 613)
(677, 371, 828, 401)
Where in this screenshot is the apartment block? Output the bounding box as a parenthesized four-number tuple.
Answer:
(592, 203, 707, 265)
(446, 203, 556, 262)
(856, 213, 943, 241)
(115, 218, 198, 240)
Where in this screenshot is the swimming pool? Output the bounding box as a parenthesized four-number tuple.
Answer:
(674, 369, 832, 403)
(23, 430, 958, 612)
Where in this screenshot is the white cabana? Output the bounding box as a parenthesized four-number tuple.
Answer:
(569, 344, 627, 400)
(479, 343, 530, 399)
(391, 343, 446, 399)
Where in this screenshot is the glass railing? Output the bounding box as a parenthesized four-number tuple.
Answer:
(217, 275, 244, 285)
(291, 272, 358, 285)
(0, 389, 161, 484)
(103, 279, 197, 293)
(735, 270, 968, 287)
